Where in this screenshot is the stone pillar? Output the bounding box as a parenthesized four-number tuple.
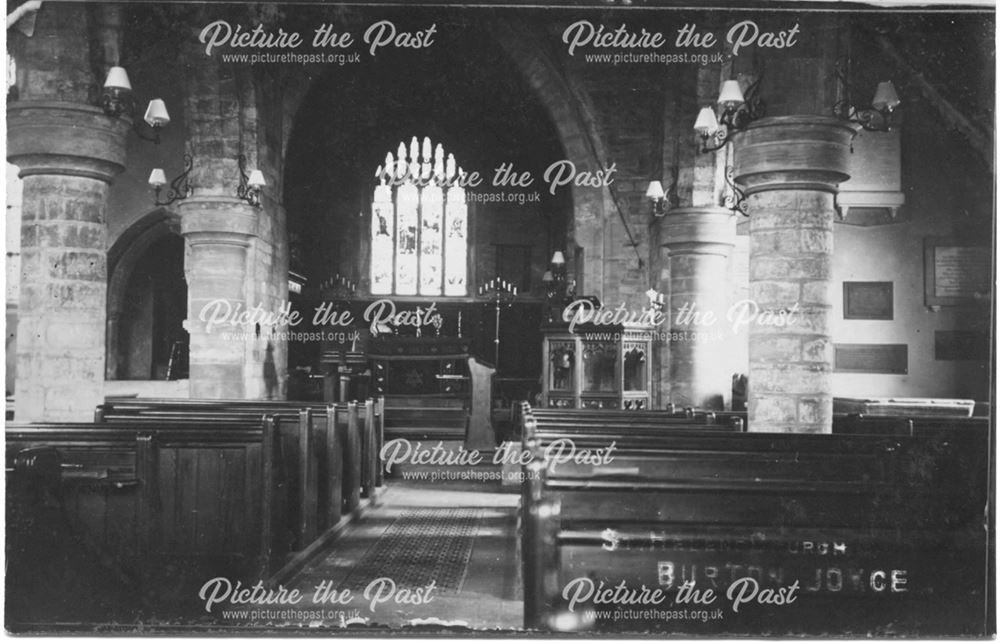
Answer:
(179, 197, 258, 399)
(662, 207, 735, 410)
(8, 102, 128, 421)
(733, 116, 854, 433)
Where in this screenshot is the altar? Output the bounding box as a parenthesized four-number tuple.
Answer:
(322, 336, 496, 448)
(367, 336, 475, 399)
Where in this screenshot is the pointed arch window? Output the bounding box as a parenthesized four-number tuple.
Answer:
(370, 137, 468, 296)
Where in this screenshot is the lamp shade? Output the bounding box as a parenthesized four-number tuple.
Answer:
(872, 81, 900, 111)
(103, 66, 131, 91)
(694, 107, 719, 135)
(248, 169, 266, 188)
(541, 270, 554, 283)
(717, 80, 745, 109)
(645, 180, 665, 200)
(143, 99, 170, 127)
(550, 251, 566, 265)
(148, 168, 167, 187)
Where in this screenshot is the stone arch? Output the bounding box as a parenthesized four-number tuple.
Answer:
(490, 18, 615, 301)
(281, 18, 617, 303)
(106, 207, 184, 380)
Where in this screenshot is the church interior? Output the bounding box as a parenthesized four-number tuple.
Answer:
(4, 0, 995, 636)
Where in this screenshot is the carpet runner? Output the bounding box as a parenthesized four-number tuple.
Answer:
(339, 507, 482, 594)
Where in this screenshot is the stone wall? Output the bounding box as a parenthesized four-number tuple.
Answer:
(5, 3, 993, 419)
(7, 4, 129, 420)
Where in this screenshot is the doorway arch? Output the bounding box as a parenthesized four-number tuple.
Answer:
(106, 209, 188, 380)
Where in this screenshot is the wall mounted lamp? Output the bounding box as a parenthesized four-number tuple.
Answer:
(101, 66, 170, 144)
(694, 75, 765, 153)
(832, 57, 901, 132)
(645, 166, 680, 217)
(148, 154, 193, 206)
(723, 165, 749, 217)
(237, 154, 266, 207)
(644, 288, 665, 314)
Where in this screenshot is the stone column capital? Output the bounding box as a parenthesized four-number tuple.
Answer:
(661, 206, 736, 257)
(7, 101, 129, 182)
(733, 115, 855, 196)
(179, 196, 260, 246)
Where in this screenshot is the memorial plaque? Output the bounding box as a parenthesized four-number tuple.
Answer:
(935, 330, 990, 361)
(843, 281, 893, 320)
(924, 238, 992, 306)
(834, 344, 908, 374)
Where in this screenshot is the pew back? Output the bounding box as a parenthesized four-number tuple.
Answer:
(6, 398, 385, 627)
(519, 404, 991, 635)
(6, 420, 267, 624)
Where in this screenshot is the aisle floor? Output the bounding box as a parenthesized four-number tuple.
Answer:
(287, 474, 523, 632)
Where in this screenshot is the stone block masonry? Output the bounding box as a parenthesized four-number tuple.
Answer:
(733, 116, 854, 433)
(662, 207, 736, 410)
(8, 103, 129, 421)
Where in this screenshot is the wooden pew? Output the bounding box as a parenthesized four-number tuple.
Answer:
(5, 400, 384, 628)
(519, 404, 745, 452)
(523, 405, 748, 429)
(96, 396, 385, 500)
(832, 412, 988, 436)
(262, 401, 380, 582)
(520, 402, 987, 439)
(94, 397, 333, 422)
(519, 406, 990, 635)
(6, 420, 269, 626)
(94, 398, 383, 572)
(382, 405, 469, 442)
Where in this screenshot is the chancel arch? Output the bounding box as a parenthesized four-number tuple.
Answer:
(282, 17, 573, 399)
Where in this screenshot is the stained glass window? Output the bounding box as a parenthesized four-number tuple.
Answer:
(371, 137, 468, 296)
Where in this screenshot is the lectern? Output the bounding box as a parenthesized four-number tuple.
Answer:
(466, 357, 496, 449)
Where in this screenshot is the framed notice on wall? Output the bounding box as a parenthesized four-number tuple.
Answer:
(843, 281, 893, 319)
(924, 238, 992, 306)
(834, 343, 909, 374)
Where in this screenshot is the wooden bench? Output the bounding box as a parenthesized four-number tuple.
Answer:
(262, 401, 381, 582)
(382, 405, 469, 442)
(521, 402, 987, 439)
(519, 405, 991, 635)
(7, 419, 268, 626)
(97, 396, 386, 489)
(96, 397, 339, 421)
(524, 405, 748, 428)
(5, 400, 383, 629)
(832, 412, 988, 436)
(94, 397, 384, 572)
(518, 403, 745, 452)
